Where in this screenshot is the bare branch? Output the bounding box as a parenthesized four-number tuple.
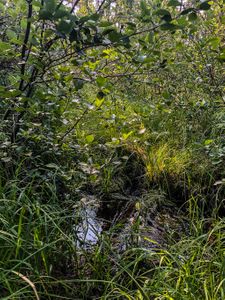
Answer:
(70, 0, 81, 14)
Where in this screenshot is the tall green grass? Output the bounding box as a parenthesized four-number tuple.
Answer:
(0, 89, 224, 299)
(1, 166, 225, 299)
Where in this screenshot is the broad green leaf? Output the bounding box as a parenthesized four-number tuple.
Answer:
(56, 19, 73, 34)
(45, 0, 56, 13)
(96, 77, 107, 87)
(160, 23, 178, 31)
(204, 139, 214, 145)
(0, 89, 21, 98)
(99, 21, 113, 27)
(198, 1, 211, 10)
(218, 53, 225, 63)
(69, 29, 81, 43)
(126, 22, 136, 29)
(0, 2, 4, 11)
(6, 29, 17, 40)
(207, 37, 220, 49)
(181, 8, 194, 15)
(168, 0, 181, 7)
(135, 55, 147, 63)
(188, 12, 198, 21)
(74, 79, 84, 91)
(85, 135, 94, 143)
(95, 98, 104, 107)
(107, 30, 122, 43)
(39, 9, 52, 20)
(53, 8, 69, 19)
(88, 13, 100, 21)
(155, 9, 172, 22)
(0, 41, 11, 52)
(155, 9, 171, 17)
(33, 0, 42, 8)
(80, 13, 99, 24)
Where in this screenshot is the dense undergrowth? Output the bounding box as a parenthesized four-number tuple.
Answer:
(1, 0, 225, 299)
(0, 98, 225, 299)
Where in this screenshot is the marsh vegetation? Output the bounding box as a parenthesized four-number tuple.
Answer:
(0, 0, 225, 299)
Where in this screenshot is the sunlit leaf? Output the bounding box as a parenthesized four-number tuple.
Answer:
(85, 135, 95, 143)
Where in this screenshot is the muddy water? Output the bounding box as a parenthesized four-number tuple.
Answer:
(74, 195, 104, 248)
(75, 207, 103, 247)
(74, 194, 188, 251)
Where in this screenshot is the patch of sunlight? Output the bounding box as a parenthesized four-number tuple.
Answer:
(146, 143, 190, 180)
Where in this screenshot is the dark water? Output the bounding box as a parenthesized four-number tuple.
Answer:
(74, 194, 188, 250)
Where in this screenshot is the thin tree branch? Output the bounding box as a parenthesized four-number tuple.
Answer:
(3, 0, 33, 121)
(59, 100, 94, 143)
(97, 0, 107, 12)
(70, 0, 81, 14)
(56, 0, 64, 11)
(19, 0, 33, 91)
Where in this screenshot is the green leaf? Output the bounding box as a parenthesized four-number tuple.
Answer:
(107, 30, 122, 43)
(95, 98, 104, 107)
(85, 134, 94, 143)
(56, 19, 73, 34)
(89, 13, 100, 21)
(80, 13, 99, 24)
(45, 0, 56, 13)
(181, 8, 194, 15)
(126, 22, 136, 29)
(69, 29, 81, 43)
(99, 21, 113, 27)
(102, 28, 115, 36)
(218, 53, 225, 63)
(135, 55, 146, 63)
(155, 9, 171, 16)
(0, 41, 11, 52)
(0, 2, 5, 11)
(204, 139, 214, 145)
(74, 79, 84, 91)
(33, 1, 42, 8)
(122, 131, 133, 140)
(160, 23, 178, 31)
(155, 9, 172, 22)
(140, 0, 149, 15)
(39, 9, 52, 20)
(198, 1, 211, 11)
(96, 77, 107, 87)
(207, 37, 220, 49)
(135, 55, 154, 63)
(53, 8, 69, 19)
(0, 89, 21, 98)
(168, 0, 181, 7)
(162, 91, 171, 100)
(188, 12, 198, 21)
(6, 29, 17, 40)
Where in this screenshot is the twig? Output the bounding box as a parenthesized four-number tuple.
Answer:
(97, 0, 107, 12)
(70, 0, 81, 14)
(12, 270, 40, 300)
(3, 0, 33, 121)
